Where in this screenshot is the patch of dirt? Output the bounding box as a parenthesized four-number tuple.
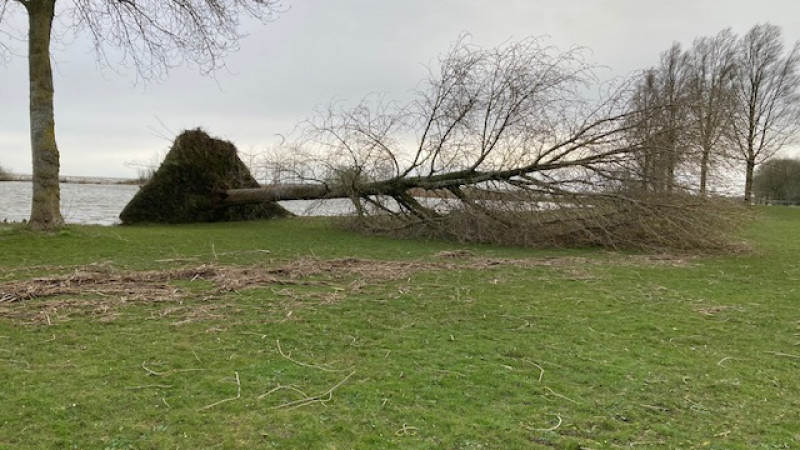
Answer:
(0, 253, 690, 324)
(693, 304, 744, 316)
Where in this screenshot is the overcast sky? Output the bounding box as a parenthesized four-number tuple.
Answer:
(2, 0, 800, 178)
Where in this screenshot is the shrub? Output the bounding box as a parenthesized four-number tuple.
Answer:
(0, 165, 13, 181)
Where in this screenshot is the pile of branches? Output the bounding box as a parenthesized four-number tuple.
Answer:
(340, 191, 749, 252)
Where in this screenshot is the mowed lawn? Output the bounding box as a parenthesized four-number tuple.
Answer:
(0, 208, 798, 449)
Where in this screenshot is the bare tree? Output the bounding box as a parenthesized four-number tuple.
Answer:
(685, 29, 738, 195)
(0, 0, 283, 230)
(730, 23, 800, 203)
(624, 43, 692, 194)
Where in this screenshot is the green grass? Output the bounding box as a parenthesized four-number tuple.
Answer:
(1, 211, 799, 449)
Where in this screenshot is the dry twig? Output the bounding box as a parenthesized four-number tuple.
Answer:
(521, 414, 563, 432)
(544, 386, 580, 404)
(141, 361, 205, 377)
(198, 371, 241, 411)
(276, 340, 348, 372)
(125, 384, 173, 390)
(271, 371, 356, 411)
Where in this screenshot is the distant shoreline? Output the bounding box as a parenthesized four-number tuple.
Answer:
(0, 175, 143, 186)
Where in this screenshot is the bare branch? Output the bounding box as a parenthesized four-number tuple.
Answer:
(65, 0, 285, 80)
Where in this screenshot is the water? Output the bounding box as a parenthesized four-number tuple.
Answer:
(0, 181, 140, 225)
(0, 182, 557, 225)
(0, 181, 355, 225)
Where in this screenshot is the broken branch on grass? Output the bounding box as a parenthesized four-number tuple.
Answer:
(141, 361, 206, 377)
(523, 359, 545, 382)
(276, 339, 349, 372)
(543, 386, 580, 404)
(198, 371, 241, 411)
(257, 384, 310, 401)
(521, 414, 563, 432)
(395, 423, 418, 436)
(271, 370, 356, 411)
(124, 384, 174, 390)
(717, 356, 736, 366)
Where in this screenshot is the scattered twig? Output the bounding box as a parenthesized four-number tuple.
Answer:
(767, 351, 800, 359)
(141, 361, 162, 376)
(257, 384, 309, 401)
(521, 414, 562, 432)
(523, 359, 545, 382)
(543, 386, 580, 404)
(241, 332, 269, 339)
(153, 258, 199, 263)
(124, 384, 174, 390)
(717, 356, 735, 366)
(395, 423, 418, 436)
(141, 361, 205, 377)
(198, 371, 241, 411)
(271, 371, 356, 411)
(276, 340, 348, 372)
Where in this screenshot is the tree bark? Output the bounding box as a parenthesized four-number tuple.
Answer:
(699, 147, 710, 195)
(221, 182, 399, 205)
(26, 0, 63, 230)
(744, 158, 755, 204)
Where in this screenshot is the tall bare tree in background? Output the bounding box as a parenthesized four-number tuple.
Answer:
(0, 0, 283, 230)
(625, 44, 692, 193)
(730, 23, 800, 203)
(624, 24, 800, 201)
(685, 29, 737, 195)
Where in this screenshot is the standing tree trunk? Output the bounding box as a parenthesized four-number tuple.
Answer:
(699, 143, 711, 195)
(26, 0, 63, 231)
(744, 156, 756, 204)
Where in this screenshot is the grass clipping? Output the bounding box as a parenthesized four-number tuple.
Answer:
(343, 193, 752, 252)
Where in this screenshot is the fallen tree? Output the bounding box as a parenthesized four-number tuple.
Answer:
(213, 37, 748, 251)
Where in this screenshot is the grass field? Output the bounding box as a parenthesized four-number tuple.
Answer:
(0, 208, 798, 449)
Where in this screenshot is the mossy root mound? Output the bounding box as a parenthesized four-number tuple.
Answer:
(119, 129, 292, 224)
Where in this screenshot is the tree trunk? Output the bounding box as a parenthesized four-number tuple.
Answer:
(26, 0, 63, 231)
(699, 147, 710, 195)
(221, 181, 401, 206)
(744, 158, 756, 204)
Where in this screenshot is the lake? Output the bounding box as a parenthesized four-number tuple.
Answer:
(0, 181, 355, 225)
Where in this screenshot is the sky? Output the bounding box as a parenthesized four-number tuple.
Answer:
(1, 0, 800, 178)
